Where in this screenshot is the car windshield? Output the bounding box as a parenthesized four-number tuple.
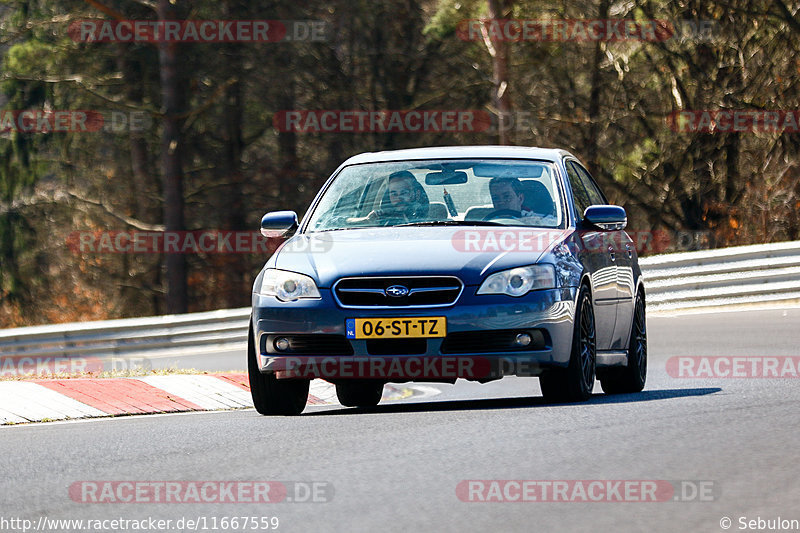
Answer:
(305, 159, 563, 232)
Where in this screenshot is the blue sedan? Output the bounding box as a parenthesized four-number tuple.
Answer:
(248, 146, 647, 415)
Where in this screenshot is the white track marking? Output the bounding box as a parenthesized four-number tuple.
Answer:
(0, 377, 438, 425)
(0, 407, 29, 424)
(0, 382, 106, 422)
(138, 375, 251, 410)
(309, 379, 339, 405)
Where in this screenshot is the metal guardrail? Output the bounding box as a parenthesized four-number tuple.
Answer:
(641, 240, 800, 309)
(0, 308, 251, 359)
(1, 240, 799, 358)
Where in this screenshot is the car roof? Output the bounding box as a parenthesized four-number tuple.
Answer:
(340, 145, 575, 166)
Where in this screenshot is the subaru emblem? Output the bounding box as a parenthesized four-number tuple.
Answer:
(385, 285, 409, 297)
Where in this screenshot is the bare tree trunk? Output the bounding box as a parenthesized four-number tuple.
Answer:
(222, 74, 248, 308)
(723, 65, 744, 206)
(116, 46, 155, 222)
(586, 0, 609, 174)
(486, 0, 514, 145)
(116, 44, 161, 315)
(276, 51, 300, 212)
(158, 0, 187, 313)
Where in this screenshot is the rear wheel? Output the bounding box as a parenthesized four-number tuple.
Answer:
(600, 291, 647, 394)
(539, 284, 596, 402)
(248, 321, 309, 416)
(335, 380, 384, 407)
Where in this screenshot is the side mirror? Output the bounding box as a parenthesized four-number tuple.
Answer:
(260, 211, 298, 238)
(583, 205, 627, 231)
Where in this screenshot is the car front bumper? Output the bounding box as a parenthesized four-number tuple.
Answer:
(252, 287, 578, 382)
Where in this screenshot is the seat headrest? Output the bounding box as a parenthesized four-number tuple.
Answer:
(520, 181, 555, 217)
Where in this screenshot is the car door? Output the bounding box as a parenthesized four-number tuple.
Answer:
(564, 160, 616, 351)
(572, 162, 634, 350)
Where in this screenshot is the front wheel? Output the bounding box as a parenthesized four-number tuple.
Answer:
(539, 284, 596, 402)
(248, 321, 309, 416)
(600, 291, 647, 394)
(335, 380, 384, 407)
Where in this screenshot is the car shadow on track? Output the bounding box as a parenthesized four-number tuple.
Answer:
(302, 387, 722, 416)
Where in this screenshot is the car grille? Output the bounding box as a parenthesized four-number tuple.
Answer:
(263, 334, 354, 355)
(334, 276, 463, 308)
(440, 329, 548, 354)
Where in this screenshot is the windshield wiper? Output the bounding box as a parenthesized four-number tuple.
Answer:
(395, 220, 507, 227)
(310, 227, 350, 233)
(314, 220, 514, 231)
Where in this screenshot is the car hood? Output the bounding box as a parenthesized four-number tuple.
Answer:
(272, 226, 569, 287)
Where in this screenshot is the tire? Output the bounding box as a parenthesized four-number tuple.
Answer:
(247, 321, 309, 416)
(539, 284, 596, 402)
(600, 290, 647, 394)
(335, 380, 384, 407)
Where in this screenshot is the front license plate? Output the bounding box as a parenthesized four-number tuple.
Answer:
(345, 317, 446, 339)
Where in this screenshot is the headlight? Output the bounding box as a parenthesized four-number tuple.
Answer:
(258, 269, 321, 301)
(477, 264, 556, 297)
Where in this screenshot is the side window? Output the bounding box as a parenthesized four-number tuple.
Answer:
(573, 163, 606, 206)
(565, 161, 591, 222)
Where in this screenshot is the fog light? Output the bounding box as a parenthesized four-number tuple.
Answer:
(274, 337, 291, 351)
(515, 333, 532, 347)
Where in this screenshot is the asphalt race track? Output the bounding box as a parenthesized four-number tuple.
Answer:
(1, 306, 799, 533)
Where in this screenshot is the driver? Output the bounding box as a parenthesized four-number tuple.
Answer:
(355, 171, 430, 224)
(488, 177, 534, 217)
(386, 171, 428, 218)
